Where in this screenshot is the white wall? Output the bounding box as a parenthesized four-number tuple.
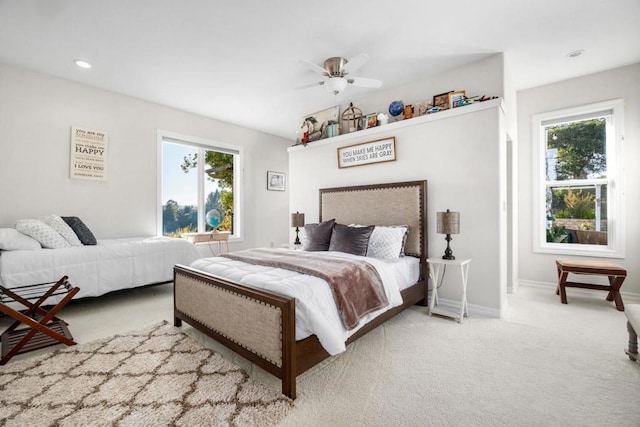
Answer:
(289, 102, 507, 315)
(517, 62, 640, 297)
(0, 63, 291, 250)
(289, 55, 509, 315)
(339, 54, 505, 127)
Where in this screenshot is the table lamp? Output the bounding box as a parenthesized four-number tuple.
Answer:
(291, 211, 305, 245)
(437, 209, 460, 260)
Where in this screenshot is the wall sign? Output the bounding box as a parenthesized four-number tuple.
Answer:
(70, 126, 108, 181)
(337, 137, 396, 169)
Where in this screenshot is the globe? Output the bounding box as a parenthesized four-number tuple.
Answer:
(388, 100, 404, 117)
(205, 209, 222, 229)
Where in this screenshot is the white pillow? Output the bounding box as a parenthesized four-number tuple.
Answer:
(40, 214, 83, 246)
(366, 225, 409, 259)
(0, 228, 42, 250)
(15, 219, 70, 249)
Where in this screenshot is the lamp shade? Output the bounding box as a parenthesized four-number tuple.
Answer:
(437, 209, 460, 235)
(291, 212, 305, 228)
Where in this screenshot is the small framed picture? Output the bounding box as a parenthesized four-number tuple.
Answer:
(365, 113, 378, 129)
(448, 90, 466, 108)
(432, 91, 453, 110)
(267, 171, 285, 191)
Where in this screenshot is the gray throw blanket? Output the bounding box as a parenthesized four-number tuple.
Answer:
(221, 248, 389, 330)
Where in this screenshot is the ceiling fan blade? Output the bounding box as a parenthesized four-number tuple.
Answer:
(294, 80, 325, 90)
(300, 59, 329, 76)
(343, 53, 369, 74)
(348, 77, 382, 88)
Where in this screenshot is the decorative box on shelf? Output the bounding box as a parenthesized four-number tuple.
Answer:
(182, 231, 230, 244)
(182, 232, 230, 254)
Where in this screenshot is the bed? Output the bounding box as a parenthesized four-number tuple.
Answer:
(173, 180, 428, 399)
(0, 236, 201, 308)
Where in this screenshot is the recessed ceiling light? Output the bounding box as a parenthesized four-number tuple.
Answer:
(566, 49, 585, 59)
(73, 59, 92, 69)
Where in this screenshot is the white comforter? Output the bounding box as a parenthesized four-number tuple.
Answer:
(189, 249, 420, 355)
(0, 236, 200, 306)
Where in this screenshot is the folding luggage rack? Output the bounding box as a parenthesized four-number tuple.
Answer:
(0, 276, 79, 364)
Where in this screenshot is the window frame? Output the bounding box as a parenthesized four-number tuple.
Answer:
(157, 129, 243, 241)
(532, 99, 624, 258)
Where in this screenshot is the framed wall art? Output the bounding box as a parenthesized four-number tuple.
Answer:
(70, 126, 108, 181)
(267, 171, 286, 191)
(337, 137, 396, 169)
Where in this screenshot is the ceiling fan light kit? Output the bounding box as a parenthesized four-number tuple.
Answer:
(324, 77, 348, 95)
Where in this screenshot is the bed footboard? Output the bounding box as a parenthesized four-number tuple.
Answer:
(173, 265, 297, 398)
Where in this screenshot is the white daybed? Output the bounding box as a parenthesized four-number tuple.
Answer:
(0, 236, 201, 307)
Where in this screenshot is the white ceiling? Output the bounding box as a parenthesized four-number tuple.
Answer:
(1, 0, 639, 141)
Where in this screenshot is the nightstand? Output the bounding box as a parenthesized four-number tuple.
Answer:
(281, 243, 303, 250)
(427, 258, 471, 323)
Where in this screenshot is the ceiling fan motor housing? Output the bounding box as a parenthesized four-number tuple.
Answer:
(324, 57, 348, 77)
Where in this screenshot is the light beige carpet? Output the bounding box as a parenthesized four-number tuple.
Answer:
(0, 321, 292, 426)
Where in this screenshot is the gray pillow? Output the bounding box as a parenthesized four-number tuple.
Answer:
(329, 223, 374, 256)
(61, 216, 97, 245)
(303, 219, 335, 251)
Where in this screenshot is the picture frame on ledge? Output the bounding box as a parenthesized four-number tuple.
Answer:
(267, 171, 286, 191)
(448, 90, 466, 108)
(296, 106, 340, 145)
(432, 91, 453, 110)
(365, 113, 378, 129)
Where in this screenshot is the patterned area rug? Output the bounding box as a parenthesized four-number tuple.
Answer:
(0, 321, 292, 426)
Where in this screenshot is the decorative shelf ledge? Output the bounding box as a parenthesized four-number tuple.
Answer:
(288, 98, 504, 152)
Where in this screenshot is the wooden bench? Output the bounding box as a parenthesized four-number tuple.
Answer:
(555, 259, 626, 311)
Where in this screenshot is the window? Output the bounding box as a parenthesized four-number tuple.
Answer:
(532, 99, 624, 257)
(158, 130, 242, 239)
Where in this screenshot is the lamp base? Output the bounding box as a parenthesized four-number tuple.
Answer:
(442, 234, 455, 260)
(294, 227, 301, 245)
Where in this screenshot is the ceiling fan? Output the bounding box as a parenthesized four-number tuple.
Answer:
(298, 53, 383, 95)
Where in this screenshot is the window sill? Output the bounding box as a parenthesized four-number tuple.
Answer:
(534, 244, 624, 259)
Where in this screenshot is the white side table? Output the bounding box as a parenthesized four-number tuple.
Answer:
(428, 258, 471, 323)
(281, 243, 303, 250)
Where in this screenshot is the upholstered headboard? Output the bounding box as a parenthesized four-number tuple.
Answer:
(319, 180, 427, 260)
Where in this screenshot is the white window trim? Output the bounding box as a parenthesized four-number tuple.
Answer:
(157, 129, 244, 242)
(532, 99, 625, 258)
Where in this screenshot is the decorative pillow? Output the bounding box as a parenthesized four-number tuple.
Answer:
(329, 223, 374, 256)
(303, 219, 335, 251)
(40, 214, 83, 246)
(61, 216, 97, 245)
(14, 219, 70, 249)
(367, 225, 409, 259)
(0, 228, 42, 250)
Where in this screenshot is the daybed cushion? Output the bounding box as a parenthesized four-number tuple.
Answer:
(40, 214, 83, 246)
(62, 216, 97, 245)
(0, 228, 42, 251)
(14, 219, 70, 249)
(303, 218, 335, 251)
(329, 223, 374, 256)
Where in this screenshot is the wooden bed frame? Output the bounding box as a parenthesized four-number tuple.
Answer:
(173, 180, 428, 399)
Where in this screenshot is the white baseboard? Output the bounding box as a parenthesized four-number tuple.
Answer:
(518, 279, 640, 304)
(429, 297, 504, 319)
